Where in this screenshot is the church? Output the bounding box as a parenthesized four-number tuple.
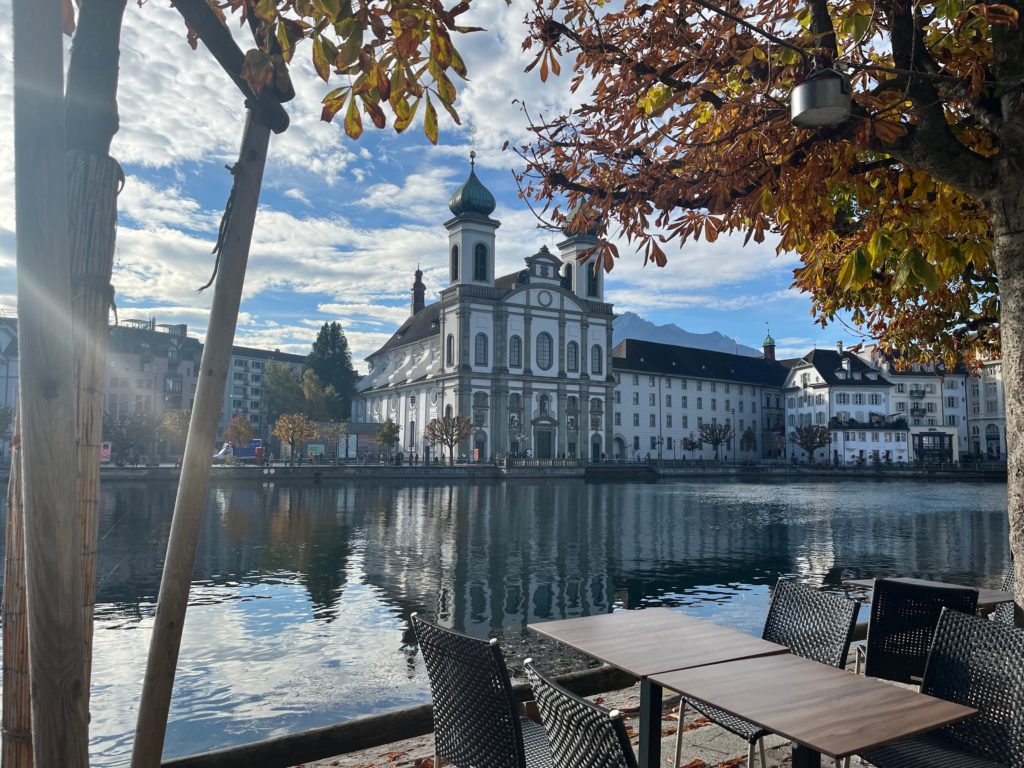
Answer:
(353, 156, 615, 461)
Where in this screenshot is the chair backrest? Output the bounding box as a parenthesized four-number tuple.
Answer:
(762, 579, 860, 668)
(865, 578, 978, 684)
(412, 614, 526, 768)
(524, 659, 638, 768)
(922, 608, 1024, 765)
(993, 564, 1016, 625)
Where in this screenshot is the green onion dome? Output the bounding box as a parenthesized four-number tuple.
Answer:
(448, 152, 496, 217)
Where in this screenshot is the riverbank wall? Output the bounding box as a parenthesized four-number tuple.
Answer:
(0, 460, 1004, 484)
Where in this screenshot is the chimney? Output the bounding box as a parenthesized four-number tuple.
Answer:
(836, 340, 843, 354)
(411, 266, 426, 316)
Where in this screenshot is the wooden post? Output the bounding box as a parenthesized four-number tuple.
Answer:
(130, 109, 272, 768)
(13, 0, 89, 763)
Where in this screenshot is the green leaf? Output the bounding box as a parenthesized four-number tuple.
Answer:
(344, 94, 363, 139)
(911, 253, 939, 291)
(424, 94, 438, 144)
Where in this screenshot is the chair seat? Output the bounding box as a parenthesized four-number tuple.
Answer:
(520, 717, 555, 768)
(859, 733, 1006, 768)
(685, 697, 767, 743)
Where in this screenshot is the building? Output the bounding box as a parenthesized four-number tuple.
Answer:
(221, 346, 306, 440)
(106, 319, 202, 419)
(967, 360, 1007, 459)
(609, 337, 787, 461)
(354, 158, 615, 461)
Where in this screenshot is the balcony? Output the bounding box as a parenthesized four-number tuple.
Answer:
(909, 388, 927, 399)
(910, 406, 927, 418)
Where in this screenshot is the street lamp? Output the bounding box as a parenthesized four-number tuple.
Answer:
(731, 408, 736, 461)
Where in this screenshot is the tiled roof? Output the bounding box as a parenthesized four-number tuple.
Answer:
(375, 302, 442, 355)
(611, 339, 787, 387)
(800, 349, 890, 387)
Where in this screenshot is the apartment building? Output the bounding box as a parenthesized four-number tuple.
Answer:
(220, 346, 306, 440)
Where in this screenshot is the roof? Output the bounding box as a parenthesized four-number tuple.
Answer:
(611, 338, 787, 387)
(375, 302, 442, 356)
(230, 345, 306, 364)
(798, 349, 890, 387)
(448, 161, 496, 217)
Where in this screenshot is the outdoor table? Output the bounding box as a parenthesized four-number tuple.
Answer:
(842, 576, 1012, 610)
(528, 608, 788, 768)
(650, 652, 976, 768)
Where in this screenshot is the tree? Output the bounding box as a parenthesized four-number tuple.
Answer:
(224, 414, 254, 448)
(375, 419, 401, 458)
(698, 421, 736, 460)
(681, 435, 700, 459)
(424, 415, 472, 464)
(790, 425, 833, 462)
(102, 412, 160, 463)
(520, 0, 1024, 616)
(319, 421, 348, 459)
(264, 361, 305, 428)
(301, 368, 331, 421)
(272, 413, 319, 465)
(306, 322, 359, 419)
(160, 410, 191, 455)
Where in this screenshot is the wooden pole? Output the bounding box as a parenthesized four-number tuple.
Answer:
(130, 108, 272, 768)
(1, 414, 32, 768)
(12, 0, 89, 763)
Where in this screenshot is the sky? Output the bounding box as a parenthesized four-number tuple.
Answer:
(0, 0, 865, 371)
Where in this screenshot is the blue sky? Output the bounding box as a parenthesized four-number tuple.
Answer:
(0, 0, 864, 370)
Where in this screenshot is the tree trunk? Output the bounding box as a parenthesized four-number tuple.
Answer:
(991, 195, 1024, 626)
(13, 0, 89, 762)
(131, 110, 271, 768)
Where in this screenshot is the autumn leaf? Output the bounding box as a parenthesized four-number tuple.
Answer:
(424, 94, 439, 144)
(312, 36, 331, 81)
(344, 94, 364, 139)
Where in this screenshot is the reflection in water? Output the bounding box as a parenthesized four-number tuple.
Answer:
(0, 478, 1010, 766)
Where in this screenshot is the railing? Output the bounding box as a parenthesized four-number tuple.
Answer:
(909, 388, 928, 398)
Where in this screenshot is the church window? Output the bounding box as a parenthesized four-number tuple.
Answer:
(509, 335, 522, 368)
(475, 333, 488, 366)
(446, 334, 455, 367)
(474, 243, 488, 281)
(539, 394, 550, 416)
(567, 341, 579, 372)
(537, 332, 553, 370)
(509, 393, 521, 410)
(561, 264, 573, 291)
(473, 392, 489, 408)
(445, 404, 453, 418)
(450, 245, 459, 281)
(586, 263, 599, 297)
(591, 345, 603, 375)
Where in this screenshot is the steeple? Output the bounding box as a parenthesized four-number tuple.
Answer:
(447, 151, 496, 218)
(411, 265, 425, 316)
(763, 325, 776, 362)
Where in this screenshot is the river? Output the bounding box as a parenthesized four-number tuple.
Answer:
(0, 477, 1011, 765)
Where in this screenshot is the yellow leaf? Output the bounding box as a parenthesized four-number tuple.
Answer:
(312, 36, 330, 81)
(344, 95, 363, 139)
(424, 95, 438, 144)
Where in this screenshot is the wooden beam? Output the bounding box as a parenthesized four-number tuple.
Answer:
(130, 108, 272, 768)
(12, 0, 89, 763)
(160, 665, 637, 768)
(172, 0, 289, 134)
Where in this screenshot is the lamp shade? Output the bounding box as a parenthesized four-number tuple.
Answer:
(791, 69, 851, 128)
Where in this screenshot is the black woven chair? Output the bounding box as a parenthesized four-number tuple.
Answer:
(858, 608, 1024, 768)
(856, 578, 978, 685)
(673, 580, 860, 768)
(524, 659, 638, 768)
(411, 614, 553, 768)
(992, 564, 1015, 625)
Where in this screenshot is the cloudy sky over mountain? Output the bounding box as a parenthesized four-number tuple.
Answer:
(0, 0, 862, 367)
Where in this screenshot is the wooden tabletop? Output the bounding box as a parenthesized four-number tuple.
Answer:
(650, 653, 976, 759)
(528, 608, 788, 678)
(843, 577, 1012, 609)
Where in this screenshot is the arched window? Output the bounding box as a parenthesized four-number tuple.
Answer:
(473, 391, 489, 408)
(509, 392, 521, 410)
(591, 345, 603, 375)
(536, 332, 553, 370)
(561, 263, 573, 291)
(445, 404, 453, 418)
(475, 333, 488, 366)
(566, 341, 579, 372)
(566, 396, 578, 412)
(509, 335, 522, 368)
(446, 334, 455, 367)
(539, 394, 550, 416)
(587, 263, 599, 297)
(450, 245, 459, 281)
(474, 243, 488, 281)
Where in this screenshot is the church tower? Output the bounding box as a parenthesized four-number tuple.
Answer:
(556, 202, 604, 301)
(445, 152, 498, 288)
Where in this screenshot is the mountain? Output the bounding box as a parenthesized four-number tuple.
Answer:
(612, 312, 763, 357)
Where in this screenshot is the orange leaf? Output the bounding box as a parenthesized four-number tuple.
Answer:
(344, 95, 363, 139)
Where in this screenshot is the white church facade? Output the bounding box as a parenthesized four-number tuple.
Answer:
(354, 158, 615, 461)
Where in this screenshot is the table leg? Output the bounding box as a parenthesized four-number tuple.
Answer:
(638, 678, 662, 768)
(792, 744, 822, 768)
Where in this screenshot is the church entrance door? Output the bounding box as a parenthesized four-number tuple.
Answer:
(536, 430, 553, 459)
(591, 435, 601, 461)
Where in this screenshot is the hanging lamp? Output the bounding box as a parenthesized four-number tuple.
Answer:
(790, 68, 852, 128)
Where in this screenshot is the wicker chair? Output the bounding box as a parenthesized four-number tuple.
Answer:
(992, 564, 1015, 625)
(858, 608, 1024, 768)
(856, 578, 978, 685)
(524, 659, 638, 768)
(411, 614, 553, 768)
(673, 580, 860, 768)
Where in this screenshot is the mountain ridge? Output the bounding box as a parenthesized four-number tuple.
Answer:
(612, 312, 763, 358)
